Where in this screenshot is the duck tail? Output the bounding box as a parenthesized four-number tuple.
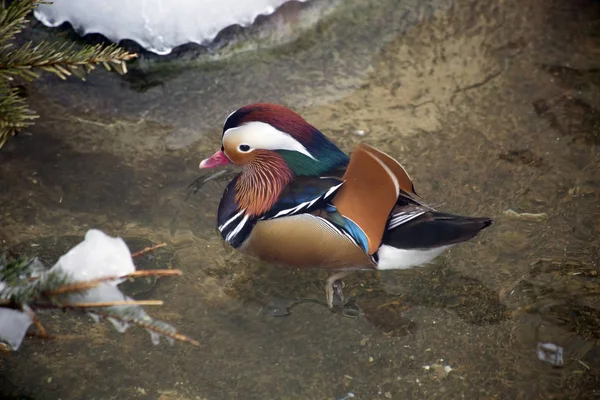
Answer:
(382, 211, 493, 249)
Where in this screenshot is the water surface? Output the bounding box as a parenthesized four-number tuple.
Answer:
(1, 0, 599, 398)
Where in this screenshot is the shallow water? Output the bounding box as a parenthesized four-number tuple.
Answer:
(1, 0, 600, 398)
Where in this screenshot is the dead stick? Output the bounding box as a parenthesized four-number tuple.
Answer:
(167, 333, 200, 346)
(33, 317, 48, 337)
(44, 276, 118, 296)
(26, 333, 82, 341)
(26, 332, 56, 339)
(141, 322, 200, 346)
(92, 309, 200, 346)
(45, 269, 182, 296)
(125, 269, 182, 278)
(131, 243, 167, 258)
(56, 300, 164, 308)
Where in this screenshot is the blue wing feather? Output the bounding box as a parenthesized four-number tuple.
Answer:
(338, 216, 369, 253)
(315, 204, 370, 253)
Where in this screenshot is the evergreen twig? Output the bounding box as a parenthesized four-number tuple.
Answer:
(1, 247, 196, 350)
(0, 0, 48, 48)
(0, 81, 37, 146)
(0, 41, 137, 81)
(0, 0, 137, 149)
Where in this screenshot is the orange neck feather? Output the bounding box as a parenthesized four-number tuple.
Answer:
(235, 151, 294, 216)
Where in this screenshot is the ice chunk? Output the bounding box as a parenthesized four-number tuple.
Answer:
(0, 308, 33, 351)
(537, 342, 564, 366)
(33, 0, 307, 55)
(108, 317, 130, 333)
(149, 330, 160, 345)
(50, 229, 135, 284)
(88, 313, 101, 323)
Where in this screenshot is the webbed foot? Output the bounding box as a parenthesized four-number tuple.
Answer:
(325, 271, 362, 318)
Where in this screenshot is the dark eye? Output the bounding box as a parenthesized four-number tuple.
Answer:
(238, 144, 251, 152)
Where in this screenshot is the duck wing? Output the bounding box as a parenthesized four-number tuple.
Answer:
(332, 143, 419, 254)
(383, 210, 493, 249)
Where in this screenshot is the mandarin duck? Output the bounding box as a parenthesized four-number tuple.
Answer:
(199, 103, 492, 309)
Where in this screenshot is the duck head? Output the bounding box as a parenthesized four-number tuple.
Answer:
(200, 103, 349, 175)
(199, 103, 349, 216)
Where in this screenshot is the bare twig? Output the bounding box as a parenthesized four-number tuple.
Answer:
(66, 300, 164, 308)
(32, 316, 47, 337)
(131, 243, 167, 258)
(125, 269, 182, 278)
(44, 269, 182, 296)
(92, 309, 200, 346)
(34, 300, 165, 309)
(0, 299, 12, 307)
(43, 276, 119, 296)
(149, 328, 200, 346)
(26, 332, 83, 341)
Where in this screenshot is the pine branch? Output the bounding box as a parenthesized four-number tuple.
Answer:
(0, 1, 137, 149)
(0, 81, 37, 147)
(0, 253, 46, 305)
(0, 0, 47, 48)
(1, 245, 198, 349)
(0, 41, 138, 82)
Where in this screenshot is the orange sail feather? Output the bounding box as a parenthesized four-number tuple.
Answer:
(332, 143, 406, 254)
(360, 144, 418, 197)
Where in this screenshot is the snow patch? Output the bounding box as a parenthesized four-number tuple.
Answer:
(50, 229, 135, 284)
(34, 0, 309, 55)
(1, 229, 180, 350)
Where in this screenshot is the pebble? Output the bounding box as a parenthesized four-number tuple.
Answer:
(503, 209, 547, 221)
(170, 230, 196, 247)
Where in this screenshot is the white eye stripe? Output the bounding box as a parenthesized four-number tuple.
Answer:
(223, 121, 316, 160)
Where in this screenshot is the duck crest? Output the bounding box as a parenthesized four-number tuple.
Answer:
(224, 103, 314, 143)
